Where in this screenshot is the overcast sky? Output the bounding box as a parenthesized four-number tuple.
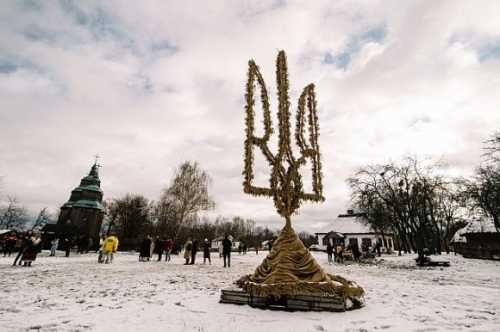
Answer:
(1, 1, 499, 232)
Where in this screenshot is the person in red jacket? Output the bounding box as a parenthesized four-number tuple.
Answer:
(3, 233, 17, 257)
(164, 238, 173, 262)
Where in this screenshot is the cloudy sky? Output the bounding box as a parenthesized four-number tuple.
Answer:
(1, 0, 499, 232)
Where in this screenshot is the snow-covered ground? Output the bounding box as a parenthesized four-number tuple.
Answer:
(0, 251, 499, 332)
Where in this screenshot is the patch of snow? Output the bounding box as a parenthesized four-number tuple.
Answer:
(0, 251, 499, 331)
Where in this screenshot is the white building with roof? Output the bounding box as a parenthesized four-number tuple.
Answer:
(315, 210, 395, 253)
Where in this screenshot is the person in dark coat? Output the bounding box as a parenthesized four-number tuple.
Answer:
(376, 242, 382, 257)
(4, 233, 17, 257)
(140, 235, 153, 262)
(222, 235, 232, 268)
(203, 238, 211, 265)
(326, 242, 334, 264)
(352, 243, 361, 261)
(21, 233, 42, 267)
(190, 239, 198, 265)
(155, 236, 164, 261)
(164, 238, 173, 262)
(64, 238, 72, 257)
(13, 232, 30, 266)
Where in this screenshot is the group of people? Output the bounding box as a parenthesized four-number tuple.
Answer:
(138, 235, 173, 262)
(184, 235, 233, 267)
(326, 241, 382, 264)
(2, 230, 255, 269)
(326, 243, 360, 264)
(49, 237, 93, 258)
(1, 231, 43, 267)
(183, 238, 212, 265)
(237, 242, 248, 255)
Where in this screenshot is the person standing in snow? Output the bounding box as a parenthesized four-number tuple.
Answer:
(4, 233, 17, 257)
(21, 233, 42, 267)
(218, 241, 223, 258)
(164, 238, 173, 262)
(139, 235, 153, 262)
(376, 242, 382, 257)
(335, 244, 344, 263)
(326, 242, 334, 264)
(102, 233, 119, 264)
(184, 238, 192, 265)
(150, 237, 155, 259)
(222, 235, 232, 268)
(352, 243, 361, 261)
(63, 237, 72, 257)
(190, 239, 198, 265)
(97, 235, 106, 263)
(50, 238, 59, 257)
(155, 236, 164, 261)
(203, 238, 211, 265)
(12, 232, 30, 266)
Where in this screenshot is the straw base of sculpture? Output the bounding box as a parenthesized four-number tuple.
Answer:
(222, 225, 365, 311)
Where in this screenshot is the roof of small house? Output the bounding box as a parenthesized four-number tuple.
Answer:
(324, 231, 344, 239)
(451, 216, 497, 243)
(327, 215, 374, 234)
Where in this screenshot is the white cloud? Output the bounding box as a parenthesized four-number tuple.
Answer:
(1, 0, 500, 231)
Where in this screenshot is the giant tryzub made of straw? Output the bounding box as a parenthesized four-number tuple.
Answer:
(221, 51, 364, 311)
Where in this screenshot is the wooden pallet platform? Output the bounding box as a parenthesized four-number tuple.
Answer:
(220, 289, 346, 312)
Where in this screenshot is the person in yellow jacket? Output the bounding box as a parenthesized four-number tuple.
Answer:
(103, 233, 119, 264)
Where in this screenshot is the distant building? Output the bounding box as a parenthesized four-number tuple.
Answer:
(56, 162, 104, 248)
(452, 216, 500, 260)
(315, 210, 394, 253)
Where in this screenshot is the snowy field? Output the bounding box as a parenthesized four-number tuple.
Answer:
(0, 251, 499, 332)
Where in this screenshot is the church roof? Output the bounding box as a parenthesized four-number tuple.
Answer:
(62, 200, 104, 210)
(61, 162, 104, 211)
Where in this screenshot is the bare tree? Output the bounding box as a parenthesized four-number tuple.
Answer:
(298, 231, 317, 247)
(156, 161, 215, 241)
(348, 157, 465, 261)
(460, 165, 500, 232)
(31, 207, 53, 231)
(0, 196, 29, 230)
(483, 131, 500, 162)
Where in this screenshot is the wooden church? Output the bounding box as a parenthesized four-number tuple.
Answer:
(56, 162, 104, 248)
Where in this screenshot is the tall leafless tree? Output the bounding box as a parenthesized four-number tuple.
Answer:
(155, 161, 215, 241)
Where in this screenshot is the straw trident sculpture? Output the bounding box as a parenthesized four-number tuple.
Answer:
(231, 51, 365, 307)
(243, 50, 324, 228)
